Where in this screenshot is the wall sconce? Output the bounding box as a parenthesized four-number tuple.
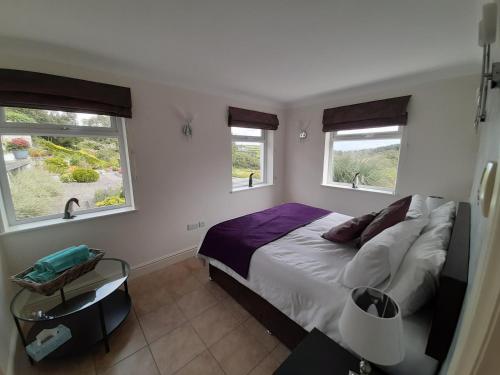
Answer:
(475, 2, 500, 130)
(182, 119, 193, 138)
(298, 121, 310, 142)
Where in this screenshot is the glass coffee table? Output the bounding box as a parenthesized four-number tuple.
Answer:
(10, 258, 131, 364)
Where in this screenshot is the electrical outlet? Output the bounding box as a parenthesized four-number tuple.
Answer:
(187, 223, 199, 231)
(198, 221, 206, 228)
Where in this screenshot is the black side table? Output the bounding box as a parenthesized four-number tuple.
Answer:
(275, 328, 387, 375)
(10, 258, 131, 364)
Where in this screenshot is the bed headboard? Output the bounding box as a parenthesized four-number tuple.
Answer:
(425, 201, 471, 362)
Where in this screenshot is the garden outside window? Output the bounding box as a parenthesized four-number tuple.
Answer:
(323, 126, 403, 194)
(0, 107, 134, 229)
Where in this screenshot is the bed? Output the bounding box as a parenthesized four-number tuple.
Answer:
(198, 201, 470, 375)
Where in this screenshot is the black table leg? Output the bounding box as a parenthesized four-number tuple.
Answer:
(60, 288, 66, 304)
(98, 301, 110, 353)
(123, 279, 129, 297)
(13, 316, 33, 365)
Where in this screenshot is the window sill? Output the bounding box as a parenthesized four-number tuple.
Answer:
(231, 183, 274, 193)
(1, 206, 137, 235)
(321, 183, 395, 196)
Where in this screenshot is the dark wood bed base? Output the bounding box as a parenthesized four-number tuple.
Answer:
(209, 201, 471, 364)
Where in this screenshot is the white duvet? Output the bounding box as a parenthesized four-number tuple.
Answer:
(198, 212, 439, 375)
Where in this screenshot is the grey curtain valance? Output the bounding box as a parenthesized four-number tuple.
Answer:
(322, 95, 411, 132)
(0, 69, 132, 118)
(228, 106, 279, 130)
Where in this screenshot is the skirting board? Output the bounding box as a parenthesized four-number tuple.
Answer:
(128, 246, 198, 279)
(6, 326, 17, 375)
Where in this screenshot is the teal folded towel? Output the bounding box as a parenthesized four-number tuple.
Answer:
(24, 269, 57, 283)
(25, 245, 91, 283)
(37, 245, 90, 273)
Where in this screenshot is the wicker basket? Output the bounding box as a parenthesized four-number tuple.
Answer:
(10, 249, 105, 296)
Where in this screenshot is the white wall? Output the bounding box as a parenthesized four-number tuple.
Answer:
(440, 2, 500, 371)
(0, 57, 286, 274)
(284, 75, 479, 215)
(0, 241, 13, 375)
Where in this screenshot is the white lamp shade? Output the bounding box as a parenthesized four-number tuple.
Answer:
(479, 19, 487, 47)
(483, 2, 497, 45)
(339, 287, 404, 366)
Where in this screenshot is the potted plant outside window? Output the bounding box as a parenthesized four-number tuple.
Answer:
(6, 138, 30, 159)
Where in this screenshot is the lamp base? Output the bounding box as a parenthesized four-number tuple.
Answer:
(348, 359, 372, 375)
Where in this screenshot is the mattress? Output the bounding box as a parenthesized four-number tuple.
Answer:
(200, 212, 439, 375)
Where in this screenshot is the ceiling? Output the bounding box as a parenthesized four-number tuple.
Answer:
(0, 0, 481, 104)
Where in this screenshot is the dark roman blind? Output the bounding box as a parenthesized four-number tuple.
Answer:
(228, 106, 279, 130)
(0, 69, 132, 118)
(322, 95, 411, 132)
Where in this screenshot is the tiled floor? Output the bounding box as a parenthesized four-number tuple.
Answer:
(14, 258, 290, 375)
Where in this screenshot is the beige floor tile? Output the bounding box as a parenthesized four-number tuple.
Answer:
(150, 323, 206, 375)
(155, 263, 192, 283)
(100, 347, 159, 375)
(168, 275, 204, 299)
(128, 274, 156, 293)
(173, 350, 224, 375)
(192, 267, 210, 284)
(176, 287, 218, 319)
(37, 353, 95, 375)
(139, 302, 187, 343)
(191, 303, 241, 346)
(93, 311, 147, 372)
(209, 326, 269, 375)
(269, 343, 291, 364)
(204, 281, 229, 301)
(220, 296, 250, 324)
(181, 257, 206, 272)
(248, 354, 281, 375)
(131, 285, 175, 317)
(243, 317, 278, 352)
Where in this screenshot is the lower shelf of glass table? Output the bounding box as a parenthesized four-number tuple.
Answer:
(24, 289, 131, 361)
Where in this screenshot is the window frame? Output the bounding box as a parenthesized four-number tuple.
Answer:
(323, 126, 404, 194)
(230, 128, 270, 191)
(0, 107, 135, 228)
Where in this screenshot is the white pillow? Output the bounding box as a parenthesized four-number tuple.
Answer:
(424, 201, 456, 233)
(406, 194, 429, 219)
(342, 218, 427, 289)
(425, 196, 445, 211)
(387, 223, 451, 317)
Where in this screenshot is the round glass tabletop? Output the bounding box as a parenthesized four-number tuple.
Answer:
(11, 258, 129, 322)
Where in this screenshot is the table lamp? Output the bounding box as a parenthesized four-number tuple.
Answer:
(339, 287, 404, 375)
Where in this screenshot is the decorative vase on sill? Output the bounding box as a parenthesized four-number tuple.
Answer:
(6, 138, 30, 160)
(12, 150, 29, 160)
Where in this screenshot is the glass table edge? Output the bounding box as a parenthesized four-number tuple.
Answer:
(10, 258, 130, 322)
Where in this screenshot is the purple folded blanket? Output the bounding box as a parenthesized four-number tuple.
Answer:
(198, 203, 330, 278)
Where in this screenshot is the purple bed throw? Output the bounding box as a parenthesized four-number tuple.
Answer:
(198, 203, 330, 278)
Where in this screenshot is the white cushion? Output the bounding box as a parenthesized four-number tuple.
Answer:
(387, 222, 452, 317)
(342, 218, 427, 289)
(424, 201, 456, 233)
(425, 196, 445, 211)
(406, 194, 429, 219)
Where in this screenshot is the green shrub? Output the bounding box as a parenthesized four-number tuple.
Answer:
(36, 138, 108, 169)
(44, 157, 68, 174)
(94, 187, 123, 202)
(59, 173, 75, 183)
(10, 168, 62, 219)
(95, 195, 125, 207)
(71, 168, 99, 183)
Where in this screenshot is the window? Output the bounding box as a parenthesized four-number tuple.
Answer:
(231, 127, 272, 190)
(323, 126, 403, 193)
(0, 107, 134, 227)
